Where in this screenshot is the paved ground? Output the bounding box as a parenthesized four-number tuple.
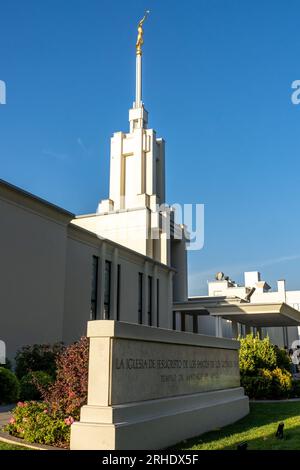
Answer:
(0, 405, 14, 430)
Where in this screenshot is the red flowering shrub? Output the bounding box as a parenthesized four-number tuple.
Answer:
(40, 337, 89, 419)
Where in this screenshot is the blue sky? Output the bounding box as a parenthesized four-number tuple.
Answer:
(1, 0, 300, 294)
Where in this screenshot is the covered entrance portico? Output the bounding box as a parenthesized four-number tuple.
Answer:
(173, 298, 300, 343)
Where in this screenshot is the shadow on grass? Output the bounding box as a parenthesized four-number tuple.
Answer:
(175, 402, 300, 450)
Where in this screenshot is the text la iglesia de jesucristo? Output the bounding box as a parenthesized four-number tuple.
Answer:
(114, 357, 238, 370)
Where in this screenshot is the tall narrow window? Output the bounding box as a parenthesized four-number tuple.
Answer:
(148, 276, 152, 326)
(138, 273, 143, 324)
(156, 279, 160, 327)
(192, 314, 198, 334)
(90, 256, 99, 320)
(181, 313, 186, 332)
(173, 311, 176, 330)
(116, 264, 121, 321)
(104, 260, 111, 319)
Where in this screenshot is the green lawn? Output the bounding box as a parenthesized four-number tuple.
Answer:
(177, 402, 300, 450)
(0, 441, 27, 450)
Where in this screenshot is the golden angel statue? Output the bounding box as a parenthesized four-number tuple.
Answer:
(136, 11, 150, 55)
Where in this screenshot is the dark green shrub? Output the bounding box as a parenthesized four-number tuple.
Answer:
(2, 358, 12, 370)
(241, 367, 293, 399)
(15, 343, 64, 379)
(241, 373, 272, 399)
(0, 367, 20, 404)
(292, 380, 300, 397)
(274, 346, 291, 371)
(19, 371, 54, 401)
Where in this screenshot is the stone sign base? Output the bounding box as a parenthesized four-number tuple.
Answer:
(70, 321, 249, 450)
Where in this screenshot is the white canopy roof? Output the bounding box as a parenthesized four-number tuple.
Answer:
(173, 298, 300, 327)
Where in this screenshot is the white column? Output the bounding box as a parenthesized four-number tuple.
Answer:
(110, 248, 119, 320)
(135, 54, 142, 107)
(283, 327, 289, 348)
(257, 327, 263, 339)
(245, 325, 252, 335)
(232, 320, 238, 339)
(160, 212, 171, 265)
(215, 317, 223, 338)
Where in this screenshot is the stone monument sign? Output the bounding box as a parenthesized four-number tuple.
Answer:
(71, 321, 249, 450)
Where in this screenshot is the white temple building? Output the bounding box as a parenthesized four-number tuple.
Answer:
(72, 35, 188, 303)
(1, 19, 300, 360)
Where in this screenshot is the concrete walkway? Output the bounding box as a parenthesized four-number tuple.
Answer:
(0, 405, 14, 430)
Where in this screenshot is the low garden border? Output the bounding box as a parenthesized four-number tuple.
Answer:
(0, 430, 64, 450)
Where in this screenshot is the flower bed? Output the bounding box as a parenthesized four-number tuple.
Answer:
(5, 337, 89, 448)
(5, 401, 73, 448)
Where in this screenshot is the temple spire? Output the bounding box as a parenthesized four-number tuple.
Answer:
(135, 11, 149, 108)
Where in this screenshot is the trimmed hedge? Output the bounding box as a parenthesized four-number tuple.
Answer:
(0, 367, 20, 404)
(19, 371, 54, 401)
(15, 343, 64, 379)
(242, 367, 293, 399)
